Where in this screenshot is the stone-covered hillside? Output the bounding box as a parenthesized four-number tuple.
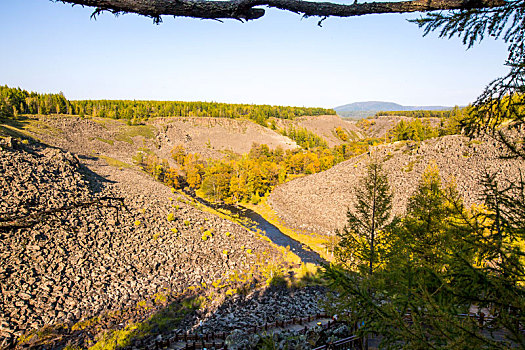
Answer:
(29, 115, 297, 167)
(271, 115, 364, 146)
(269, 135, 524, 235)
(0, 137, 285, 348)
(152, 116, 297, 161)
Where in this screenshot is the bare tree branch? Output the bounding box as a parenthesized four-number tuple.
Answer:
(56, 0, 507, 21)
(0, 196, 128, 231)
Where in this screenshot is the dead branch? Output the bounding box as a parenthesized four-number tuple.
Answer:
(56, 0, 506, 21)
(0, 196, 128, 231)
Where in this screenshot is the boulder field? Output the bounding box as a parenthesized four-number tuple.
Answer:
(0, 138, 291, 348)
(269, 134, 525, 235)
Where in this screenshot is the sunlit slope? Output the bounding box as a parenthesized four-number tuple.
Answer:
(151, 116, 298, 161)
(268, 134, 524, 235)
(22, 115, 298, 166)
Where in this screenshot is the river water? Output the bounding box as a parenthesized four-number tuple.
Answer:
(189, 194, 325, 265)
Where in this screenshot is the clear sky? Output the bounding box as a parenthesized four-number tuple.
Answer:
(0, 0, 510, 108)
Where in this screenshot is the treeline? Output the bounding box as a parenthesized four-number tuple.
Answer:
(0, 85, 73, 118)
(134, 141, 379, 204)
(374, 108, 462, 119)
(0, 85, 336, 125)
(70, 100, 335, 126)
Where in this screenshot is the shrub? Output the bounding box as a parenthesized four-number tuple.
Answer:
(167, 212, 175, 222)
(201, 230, 213, 241)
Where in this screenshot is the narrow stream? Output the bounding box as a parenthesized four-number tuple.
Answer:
(188, 193, 325, 265)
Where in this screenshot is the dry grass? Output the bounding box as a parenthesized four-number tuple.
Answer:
(98, 155, 132, 169)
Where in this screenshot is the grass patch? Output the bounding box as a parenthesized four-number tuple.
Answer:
(0, 124, 39, 141)
(115, 125, 156, 144)
(89, 295, 203, 350)
(99, 155, 132, 169)
(0, 117, 49, 142)
(92, 118, 109, 129)
(95, 137, 114, 146)
(138, 147, 153, 154)
(403, 160, 416, 172)
(24, 118, 63, 136)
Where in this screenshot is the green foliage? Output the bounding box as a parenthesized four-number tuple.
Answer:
(375, 109, 457, 119)
(336, 161, 394, 275)
(133, 151, 181, 189)
(326, 165, 525, 348)
(140, 141, 372, 205)
(281, 125, 328, 149)
(389, 118, 439, 142)
(1, 84, 335, 127)
(71, 99, 335, 126)
(0, 85, 72, 118)
(376, 107, 467, 141)
(90, 296, 202, 350)
(413, 0, 525, 157)
(334, 126, 349, 141)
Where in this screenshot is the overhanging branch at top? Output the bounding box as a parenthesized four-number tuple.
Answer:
(57, 0, 507, 22)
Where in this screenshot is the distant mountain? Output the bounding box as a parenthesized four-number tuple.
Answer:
(334, 101, 452, 116)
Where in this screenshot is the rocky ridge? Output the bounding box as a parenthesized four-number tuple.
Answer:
(153, 117, 298, 161)
(269, 134, 524, 234)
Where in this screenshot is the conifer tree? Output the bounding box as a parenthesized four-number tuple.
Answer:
(336, 161, 393, 275)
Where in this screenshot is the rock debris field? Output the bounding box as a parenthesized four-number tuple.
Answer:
(0, 138, 298, 348)
(270, 134, 525, 234)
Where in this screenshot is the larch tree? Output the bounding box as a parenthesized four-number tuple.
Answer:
(336, 161, 393, 276)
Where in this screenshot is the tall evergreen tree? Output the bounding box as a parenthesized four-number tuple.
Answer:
(336, 160, 393, 276)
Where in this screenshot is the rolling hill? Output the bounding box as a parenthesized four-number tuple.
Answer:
(334, 101, 453, 118)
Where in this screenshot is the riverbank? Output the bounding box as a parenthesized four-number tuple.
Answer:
(243, 199, 335, 262)
(175, 189, 306, 265)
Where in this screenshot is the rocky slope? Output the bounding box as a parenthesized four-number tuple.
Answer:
(31, 115, 297, 167)
(153, 117, 298, 161)
(0, 137, 289, 348)
(271, 115, 364, 146)
(269, 134, 524, 235)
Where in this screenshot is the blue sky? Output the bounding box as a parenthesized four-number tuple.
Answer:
(0, 0, 509, 108)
